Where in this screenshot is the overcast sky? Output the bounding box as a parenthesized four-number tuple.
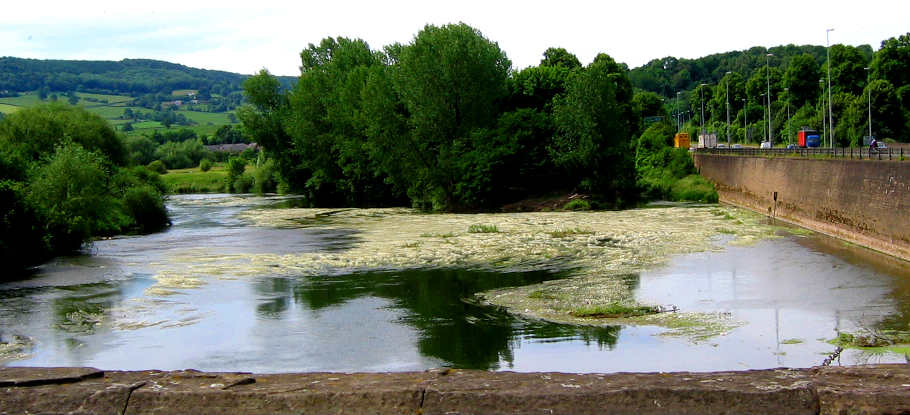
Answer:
(2, 0, 908, 76)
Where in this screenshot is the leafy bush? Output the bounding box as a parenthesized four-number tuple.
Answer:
(563, 199, 591, 211)
(199, 158, 213, 172)
(153, 139, 208, 170)
(122, 185, 169, 233)
(27, 143, 130, 251)
(147, 160, 167, 174)
(225, 156, 247, 192)
(669, 175, 719, 203)
(232, 174, 254, 193)
(467, 224, 499, 233)
(252, 158, 278, 194)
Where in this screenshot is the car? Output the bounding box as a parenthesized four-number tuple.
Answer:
(732, 144, 743, 149)
(760, 141, 772, 149)
(786, 144, 798, 149)
(876, 142, 889, 149)
(716, 143, 726, 148)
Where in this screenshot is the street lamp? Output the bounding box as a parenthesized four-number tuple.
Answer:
(826, 28, 835, 148)
(760, 93, 766, 142)
(819, 79, 826, 145)
(699, 83, 708, 141)
(725, 71, 732, 145)
(865, 67, 872, 142)
(784, 87, 791, 145)
(676, 91, 681, 132)
(742, 98, 748, 143)
(766, 53, 773, 146)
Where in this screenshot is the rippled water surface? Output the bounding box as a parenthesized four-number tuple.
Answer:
(2, 194, 908, 372)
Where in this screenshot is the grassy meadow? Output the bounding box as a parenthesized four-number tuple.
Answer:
(0, 91, 238, 138)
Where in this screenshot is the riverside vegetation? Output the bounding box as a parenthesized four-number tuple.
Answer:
(0, 104, 170, 274)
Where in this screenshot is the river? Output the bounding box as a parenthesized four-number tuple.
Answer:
(1, 194, 908, 373)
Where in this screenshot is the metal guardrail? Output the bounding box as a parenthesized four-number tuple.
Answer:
(694, 146, 907, 161)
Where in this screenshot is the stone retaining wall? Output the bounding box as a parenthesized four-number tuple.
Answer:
(693, 154, 910, 261)
(3, 365, 910, 414)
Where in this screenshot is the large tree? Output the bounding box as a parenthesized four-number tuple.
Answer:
(394, 23, 511, 209)
(783, 53, 821, 109)
(551, 53, 638, 204)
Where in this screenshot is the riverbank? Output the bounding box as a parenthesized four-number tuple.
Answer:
(4, 365, 910, 414)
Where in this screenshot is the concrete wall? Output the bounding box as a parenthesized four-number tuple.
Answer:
(693, 155, 910, 261)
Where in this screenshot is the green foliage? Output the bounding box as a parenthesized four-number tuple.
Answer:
(547, 227, 594, 237)
(232, 174, 254, 193)
(540, 47, 582, 69)
(562, 199, 591, 211)
(551, 53, 638, 204)
(147, 160, 167, 174)
(199, 158, 213, 172)
(669, 175, 718, 203)
(225, 156, 247, 192)
(0, 103, 126, 166)
(467, 224, 499, 233)
(26, 143, 129, 251)
(153, 139, 208, 170)
(570, 303, 657, 318)
(122, 185, 168, 233)
(252, 158, 279, 194)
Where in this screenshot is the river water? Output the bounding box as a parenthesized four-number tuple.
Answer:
(1, 194, 908, 373)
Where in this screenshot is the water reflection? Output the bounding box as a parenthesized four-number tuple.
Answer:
(255, 269, 621, 370)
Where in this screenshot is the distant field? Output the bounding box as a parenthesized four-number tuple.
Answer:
(0, 93, 43, 107)
(162, 165, 228, 193)
(178, 110, 234, 125)
(171, 90, 198, 97)
(132, 121, 164, 129)
(0, 103, 21, 114)
(1, 91, 237, 139)
(77, 92, 134, 105)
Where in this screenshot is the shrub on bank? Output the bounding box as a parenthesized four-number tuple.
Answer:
(148, 160, 167, 174)
(669, 175, 718, 203)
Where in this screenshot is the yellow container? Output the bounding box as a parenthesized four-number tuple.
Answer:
(674, 133, 690, 148)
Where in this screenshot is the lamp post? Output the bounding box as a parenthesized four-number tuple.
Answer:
(725, 71, 732, 145)
(742, 98, 748, 143)
(766, 53, 773, 146)
(676, 91, 681, 132)
(784, 87, 791, 145)
(819, 79, 826, 145)
(865, 67, 872, 142)
(826, 28, 835, 148)
(760, 93, 766, 144)
(699, 83, 707, 142)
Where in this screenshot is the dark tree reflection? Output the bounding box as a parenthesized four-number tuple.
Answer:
(253, 268, 624, 369)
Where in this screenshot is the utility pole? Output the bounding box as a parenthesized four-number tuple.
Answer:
(819, 79, 826, 144)
(700, 83, 707, 141)
(726, 71, 732, 145)
(784, 87, 791, 145)
(676, 91, 681, 132)
(827, 28, 835, 147)
(742, 98, 748, 143)
(865, 67, 872, 141)
(766, 53, 773, 146)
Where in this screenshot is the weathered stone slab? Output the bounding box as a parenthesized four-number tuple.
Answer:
(421, 369, 819, 415)
(0, 369, 132, 415)
(813, 365, 910, 415)
(3, 365, 910, 414)
(121, 370, 426, 415)
(0, 366, 102, 387)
